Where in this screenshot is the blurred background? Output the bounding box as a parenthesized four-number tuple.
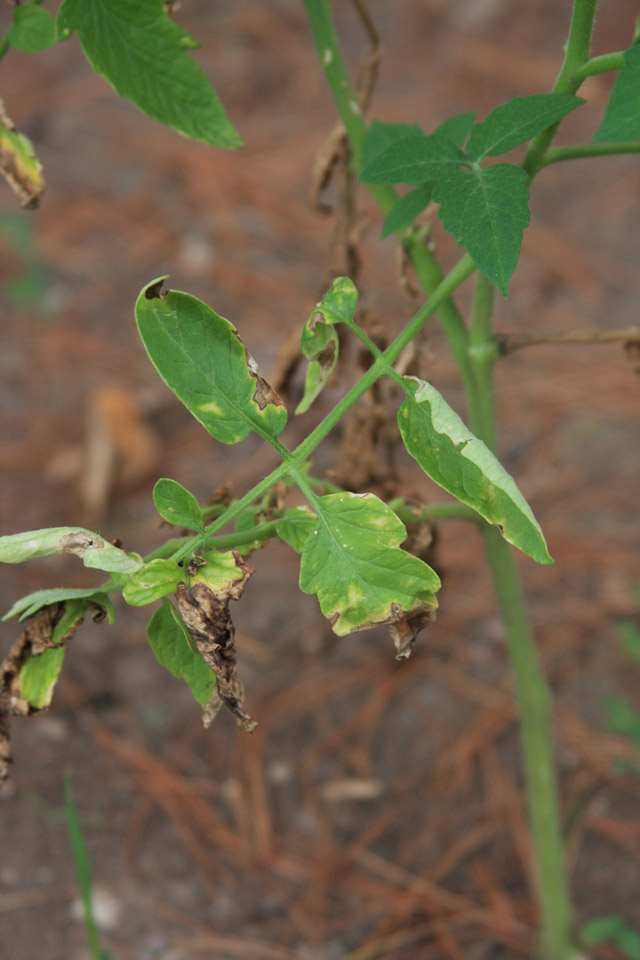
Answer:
(1, 1, 639, 958)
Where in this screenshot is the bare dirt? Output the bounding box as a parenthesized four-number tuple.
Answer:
(1, 2, 639, 959)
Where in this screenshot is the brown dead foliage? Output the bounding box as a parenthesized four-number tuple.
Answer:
(176, 554, 257, 732)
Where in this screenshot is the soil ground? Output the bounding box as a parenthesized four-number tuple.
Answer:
(1, 2, 639, 959)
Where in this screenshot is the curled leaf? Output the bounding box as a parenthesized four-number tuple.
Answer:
(147, 599, 215, 708)
(175, 552, 256, 731)
(0, 527, 142, 574)
(122, 558, 182, 606)
(0, 99, 44, 208)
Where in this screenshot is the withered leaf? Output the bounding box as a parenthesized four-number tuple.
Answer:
(175, 552, 257, 732)
(0, 98, 44, 208)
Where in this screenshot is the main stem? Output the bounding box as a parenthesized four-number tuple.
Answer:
(300, 2, 605, 957)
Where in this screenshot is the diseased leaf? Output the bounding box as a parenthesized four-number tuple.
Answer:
(276, 507, 317, 553)
(3, 587, 115, 624)
(360, 132, 466, 186)
(434, 111, 477, 148)
(361, 119, 424, 168)
(17, 600, 85, 710)
(136, 278, 287, 444)
(147, 599, 215, 708)
(594, 45, 640, 142)
(299, 493, 440, 647)
(153, 478, 204, 531)
(467, 94, 584, 161)
(398, 377, 552, 564)
(122, 558, 182, 606)
(8, 4, 57, 53)
(0, 99, 44, 207)
(296, 278, 355, 414)
(381, 185, 432, 238)
(176, 552, 256, 730)
(0, 527, 143, 574)
(55, 0, 241, 148)
(433, 163, 530, 297)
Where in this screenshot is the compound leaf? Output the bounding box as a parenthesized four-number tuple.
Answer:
(136, 278, 287, 444)
(296, 278, 356, 414)
(398, 378, 552, 564)
(299, 492, 440, 645)
(360, 132, 466, 186)
(55, 0, 241, 148)
(381, 185, 433, 238)
(467, 94, 584, 161)
(122, 558, 182, 606)
(8, 4, 57, 53)
(153, 478, 204, 531)
(433, 163, 530, 297)
(0, 527, 143, 574)
(594, 45, 640, 142)
(3, 587, 115, 623)
(147, 599, 215, 707)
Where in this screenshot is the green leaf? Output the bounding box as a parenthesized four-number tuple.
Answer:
(299, 492, 440, 640)
(398, 378, 552, 564)
(147, 599, 215, 707)
(17, 599, 86, 709)
(55, 0, 241, 148)
(617, 927, 640, 960)
(0, 102, 44, 208)
(3, 587, 115, 623)
(467, 94, 584, 161)
(296, 278, 356, 414)
(153, 478, 204, 531)
(276, 507, 317, 553)
(361, 119, 424, 167)
(0, 527, 142, 574)
(582, 917, 627, 947)
(433, 163, 530, 297)
(360, 132, 466, 186)
(434, 111, 477, 148)
(381, 185, 433, 238)
(604, 696, 640, 746)
(617, 620, 640, 661)
(135, 278, 287, 444)
(8, 4, 57, 53)
(192, 550, 249, 593)
(594, 45, 640, 142)
(122, 558, 182, 606)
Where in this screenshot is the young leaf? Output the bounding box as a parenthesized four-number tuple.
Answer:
(0, 101, 44, 208)
(467, 94, 584, 161)
(361, 119, 424, 168)
(299, 493, 440, 647)
(433, 164, 530, 297)
(8, 4, 57, 53)
(296, 278, 356, 414)
(153, 478, 204, 531)
(360, 132, 466, 186)
(0, 527, 143, 574)
(147, 599, 215, 708)
(122, 558, 182, 607)
(276, 507, 317, 553)
(381, 185, 433, 238)
(594, 45, 640, 143)
(398, 378, 552, 564)
(434, 111, 477, 148)
(135, 278, 287, 444)
(55, 0, 241, 148)
(3, 587, 116, 624)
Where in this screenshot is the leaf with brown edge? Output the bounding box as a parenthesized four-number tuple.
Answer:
(175, 551, 257, 731)
(296, 278, 357, 415)
(298, 492, 440, 649)
(0, 98, 44, 208)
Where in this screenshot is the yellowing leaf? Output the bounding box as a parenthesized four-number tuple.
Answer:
(0, 99, 43, 207)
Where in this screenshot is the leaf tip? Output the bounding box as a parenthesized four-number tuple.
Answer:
(143, 276, 169, 301)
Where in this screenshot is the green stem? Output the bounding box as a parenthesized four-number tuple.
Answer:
(542, 141, 640, 165)
(468, 272, 498, 454)
(571, 50, 625, 82)
(482, 527, 572, 960)
(523, 0, 598, 179)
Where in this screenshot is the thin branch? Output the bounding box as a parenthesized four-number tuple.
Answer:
(496, 327, 640, 355)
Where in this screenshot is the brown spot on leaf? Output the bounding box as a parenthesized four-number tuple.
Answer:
(0, 603, 85, 790)
(59, 530, 106, 558)
(387, 603, 438, 660)
(175, 553, 257, 732)
(145, 278, 166, 300)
